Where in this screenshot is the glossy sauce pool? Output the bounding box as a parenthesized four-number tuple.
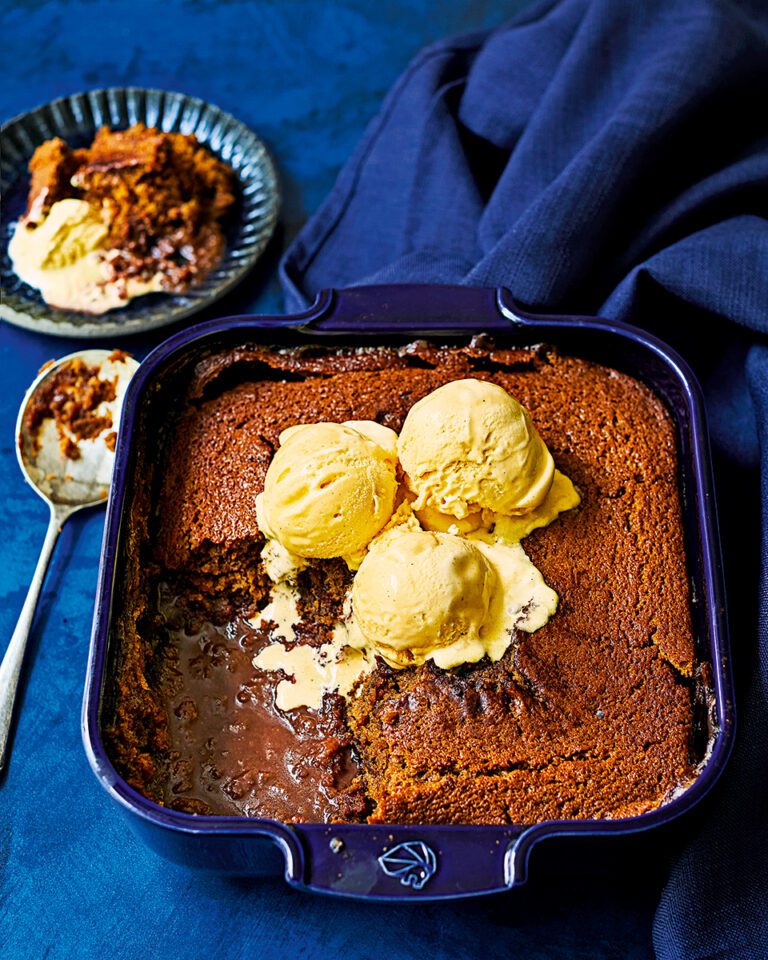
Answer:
(157, 589, 366, 822)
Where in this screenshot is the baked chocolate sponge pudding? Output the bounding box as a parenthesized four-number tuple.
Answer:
(105, 339, 702, 824)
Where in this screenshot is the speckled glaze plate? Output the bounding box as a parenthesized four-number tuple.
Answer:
(0, 88, 279, 338)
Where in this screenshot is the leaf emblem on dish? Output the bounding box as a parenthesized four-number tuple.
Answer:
(377, 841, 437, 890)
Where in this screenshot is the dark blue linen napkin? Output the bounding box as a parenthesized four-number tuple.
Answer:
(280, 1, 768, 956)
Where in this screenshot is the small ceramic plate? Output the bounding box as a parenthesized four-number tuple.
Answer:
(1, 88, 279, 338)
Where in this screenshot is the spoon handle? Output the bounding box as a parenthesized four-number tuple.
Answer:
(0, 504, 64, 772)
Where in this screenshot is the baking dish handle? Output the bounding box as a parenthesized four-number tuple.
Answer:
(289, 824, 529, 900)
(302, 284, 517, 332)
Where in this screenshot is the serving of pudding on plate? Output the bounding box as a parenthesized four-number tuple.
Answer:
(8, 124, 235, 314)
(105, 337, 706, 825)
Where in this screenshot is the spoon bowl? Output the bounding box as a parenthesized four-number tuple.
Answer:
(16, 349, 137, 509)
(1, 349, 138, 771)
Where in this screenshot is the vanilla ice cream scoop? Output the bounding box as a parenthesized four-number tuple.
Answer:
(398, 378, 555, 520)
(256, 421, 398, 563)
(351, 529, 497, 668)
(9, 198, 163, 314)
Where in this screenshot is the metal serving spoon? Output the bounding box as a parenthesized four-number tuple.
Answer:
(0, 349, 138, 771)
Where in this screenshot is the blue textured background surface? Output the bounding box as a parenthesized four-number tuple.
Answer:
(1, 2, 659, 957)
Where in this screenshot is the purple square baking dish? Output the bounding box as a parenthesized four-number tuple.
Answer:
(82, 284, 734, 901)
